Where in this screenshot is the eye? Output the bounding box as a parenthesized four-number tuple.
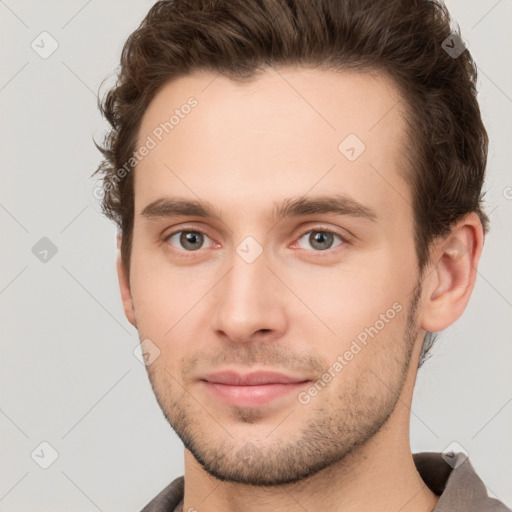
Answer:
(164, 227, 347, 254)
(165, 229, 213, 251)
(295, 228, 346, 252)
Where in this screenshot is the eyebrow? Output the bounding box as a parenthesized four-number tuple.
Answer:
(139, 194, 378, 223)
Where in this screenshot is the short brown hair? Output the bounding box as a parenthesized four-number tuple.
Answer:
(92, 0, 489, 364)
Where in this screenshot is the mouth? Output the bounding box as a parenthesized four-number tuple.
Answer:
(199, 370, 311, 407)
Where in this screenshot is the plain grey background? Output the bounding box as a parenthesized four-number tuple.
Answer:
(1, 1, 511, 510)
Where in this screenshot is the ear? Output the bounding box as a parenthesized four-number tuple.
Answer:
(116, 232, 137, 328)
(420, 213, 485, 333)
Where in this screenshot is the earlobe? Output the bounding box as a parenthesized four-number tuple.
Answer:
(116, 233, 137, 328)
(420, 213, 484, 333)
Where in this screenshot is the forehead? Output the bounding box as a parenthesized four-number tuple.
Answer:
(133, 66, 411, 225)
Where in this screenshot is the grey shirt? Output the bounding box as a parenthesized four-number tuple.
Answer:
(140, 452, 511, 511)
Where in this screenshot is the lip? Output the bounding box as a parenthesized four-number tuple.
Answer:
(200, 371, 311, 407)
(201, 370, 309, 385)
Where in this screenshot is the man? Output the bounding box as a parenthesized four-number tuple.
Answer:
(93, 0, 510, 510)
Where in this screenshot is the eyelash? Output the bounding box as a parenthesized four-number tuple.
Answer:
(163, 226, 348, 255)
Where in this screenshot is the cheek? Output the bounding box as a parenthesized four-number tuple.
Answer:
(278, 251, 407, 340)
(131, 276, 191, 338)
(128, 252, 216, 356)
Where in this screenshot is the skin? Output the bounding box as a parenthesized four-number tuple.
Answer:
(116, 66, 484, 512)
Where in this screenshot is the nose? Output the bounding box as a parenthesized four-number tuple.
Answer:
(210, 245, 288, 344)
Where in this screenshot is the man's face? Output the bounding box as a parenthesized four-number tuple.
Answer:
(123, 67, 425, 485)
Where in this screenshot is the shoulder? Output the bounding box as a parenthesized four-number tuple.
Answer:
(140, 475, 184, 512)
(413, 452, 511, 512)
